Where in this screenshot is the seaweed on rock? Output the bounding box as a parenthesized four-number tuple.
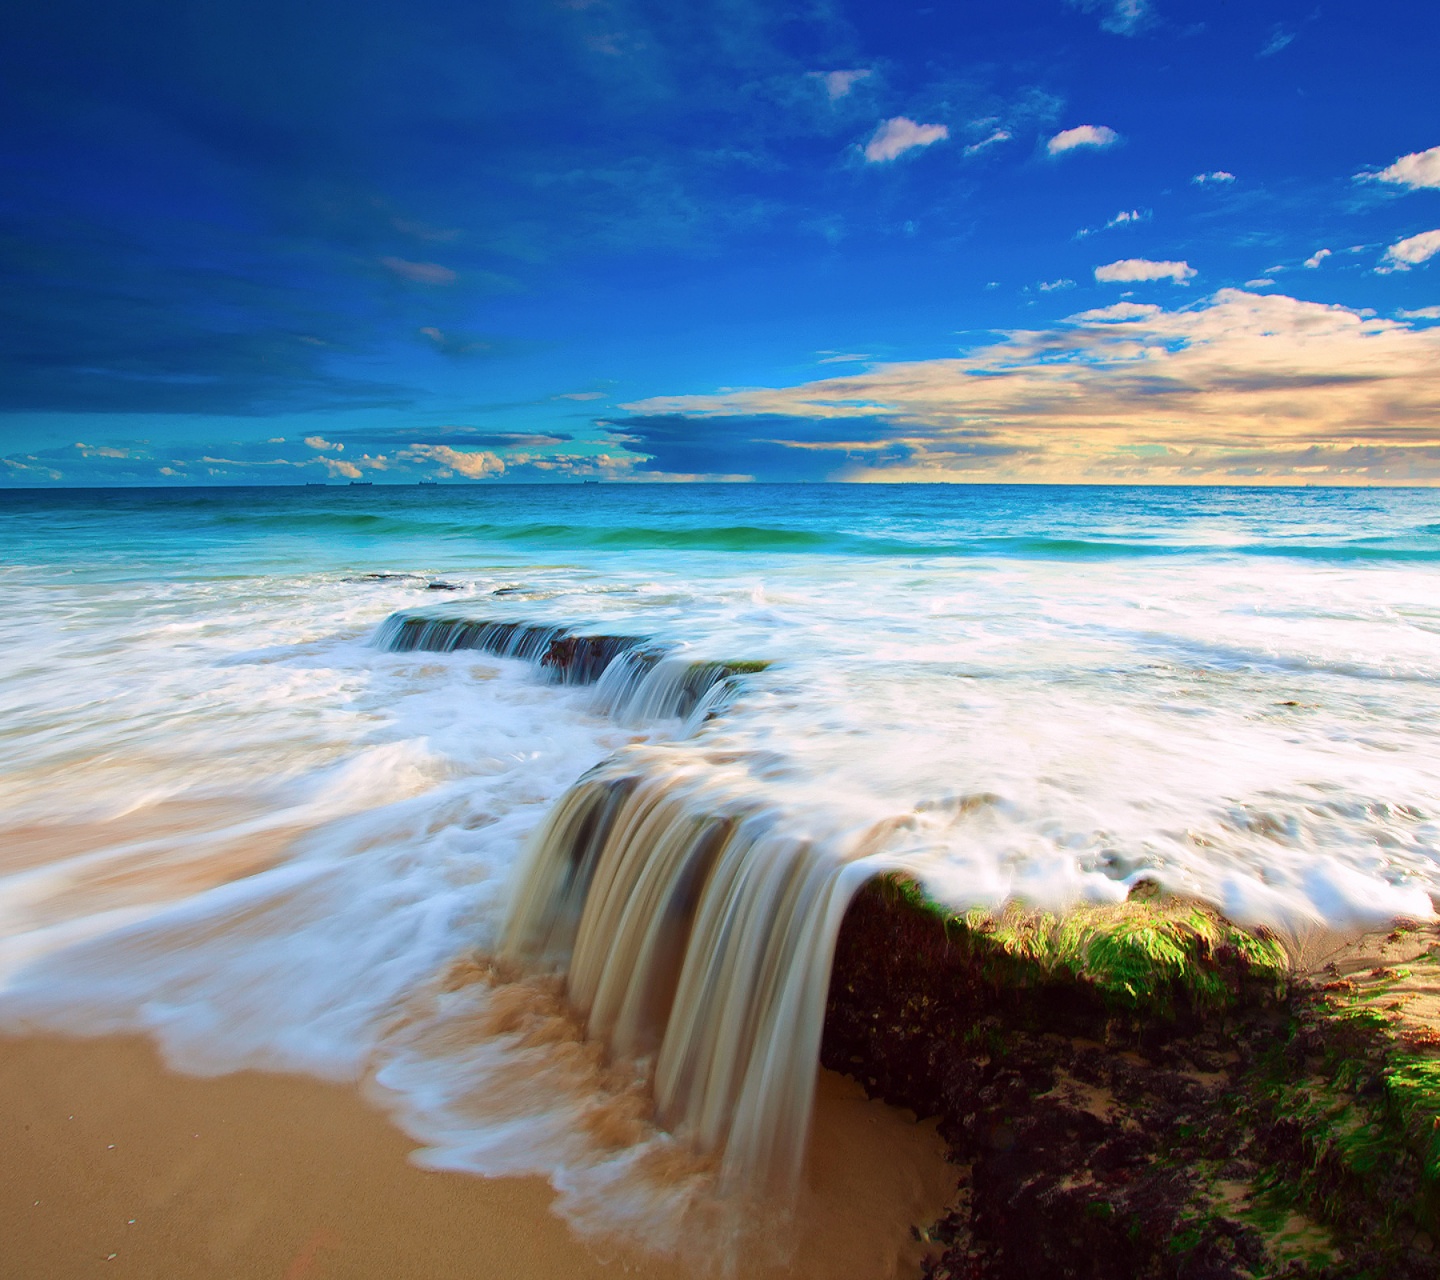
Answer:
(823, 878, 1440, 1279)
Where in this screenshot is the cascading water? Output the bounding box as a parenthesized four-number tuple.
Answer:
(371, 611, 643, 677)
(367, 595, 1440, 1199)
(501, 749, 908, 1194)
(373, 608, 762, 724)
(375, 608, 906, 1194)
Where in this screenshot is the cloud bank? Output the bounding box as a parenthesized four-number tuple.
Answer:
(0, 424, 598, 486)
(612, 290, 1440, 484)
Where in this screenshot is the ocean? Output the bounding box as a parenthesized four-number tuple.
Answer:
(3, 482, 1439, 1241)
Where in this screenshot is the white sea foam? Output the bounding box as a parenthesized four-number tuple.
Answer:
(2, 488, 1439, 1241)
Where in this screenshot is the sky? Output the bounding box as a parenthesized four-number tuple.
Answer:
(2, 0, 1439, 485)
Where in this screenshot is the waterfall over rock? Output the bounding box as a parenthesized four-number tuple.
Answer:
(373, 609, 761, 724)
(501, 749, 903, 1193)
(374, 607, 910, 1193)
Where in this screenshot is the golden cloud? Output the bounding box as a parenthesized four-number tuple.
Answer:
(400, 443, 506, 478)
(623, 290, 1440, 484)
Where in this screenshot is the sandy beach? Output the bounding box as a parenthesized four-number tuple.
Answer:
(0, 1034, 952, 1280)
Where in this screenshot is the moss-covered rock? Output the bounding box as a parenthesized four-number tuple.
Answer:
(1241, 924, 1440, 1268)
(715, 658, 771, 675)
(883, 875, 1288, 1018)
(823, 877, 1440, 1279)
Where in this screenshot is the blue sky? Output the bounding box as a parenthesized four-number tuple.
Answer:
(3, 0, 1439, 484)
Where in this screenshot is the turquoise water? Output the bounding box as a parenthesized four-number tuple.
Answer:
(2, 482, 1439, 1235)
(7, 483, 1440, 568)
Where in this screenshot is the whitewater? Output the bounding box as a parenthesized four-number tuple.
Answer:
(3, 482, 1439, 1246)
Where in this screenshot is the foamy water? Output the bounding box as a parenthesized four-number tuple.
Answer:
(2, 483, 1439, 1243)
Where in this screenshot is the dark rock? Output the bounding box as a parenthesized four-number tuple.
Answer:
(822, 882, 1440, 1280)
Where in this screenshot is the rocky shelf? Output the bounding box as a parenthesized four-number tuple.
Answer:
(823, 878, 1440, 1280)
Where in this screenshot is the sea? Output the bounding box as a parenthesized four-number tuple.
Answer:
(3, 482, 1439, 1241)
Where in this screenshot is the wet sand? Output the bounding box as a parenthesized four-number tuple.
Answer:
(1, 1033, 953, 1280)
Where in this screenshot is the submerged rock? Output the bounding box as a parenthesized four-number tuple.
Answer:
(372, 611, 769, 719)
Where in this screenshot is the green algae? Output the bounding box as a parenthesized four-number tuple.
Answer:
(1236, 945, 1440, 1254)
(877, 873, 1288, 1017)
(715, 659, 771, 674)
(846, 875, 1440, 1272)
(1388, 1055, 1440, 1181)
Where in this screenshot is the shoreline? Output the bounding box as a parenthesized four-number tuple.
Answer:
(0, 1032, 953, 1280)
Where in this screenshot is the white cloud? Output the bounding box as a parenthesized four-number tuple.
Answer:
(1095, 258, 1197, 284)
(964, 128, 1012, 156)
(72, 443, 129, 458)
(1303, 248, 1332, 269)
(4, 456, 64, 479)
(1076, 209, 1150, 239)
(1066, 0, 1151, 36)
(1038, 279, 1076, 292)
(1382, 229, 1440, 271)
(864, 117, 949, 163)
(1192, 171, 1236, 185)
(1259, 28, 1295, 57)
(304, 436, 344, 452)
(1366, 145, 1440, 192)
(1047, 125, 1120, 155)
(1397, 306, 1440, 320)
(1245, 278, 1275, 288)
(380, 256, 458, 285)
(816, 353, 872, 364)
(815, 69, 871, 100)
(1067, 302, 1162, 323)
(400, 444, 506, 478)
(624, 291, 1440, 484)
(504, 450, 645, 479)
